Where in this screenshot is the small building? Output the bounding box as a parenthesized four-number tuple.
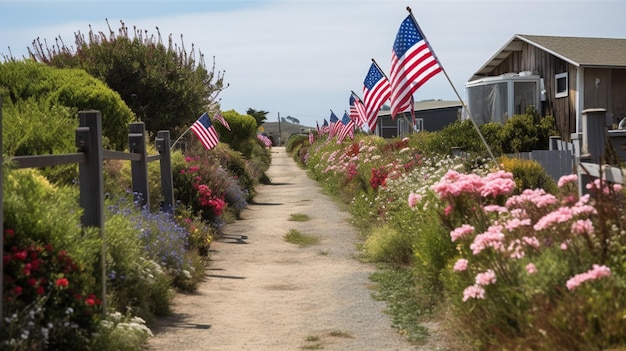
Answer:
(374, 99, 461, 138)
(466, 34, 626, 141)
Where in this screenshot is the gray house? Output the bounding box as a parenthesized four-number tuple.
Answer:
(465, 34, 626, 141)
(374, 99, 461, 138)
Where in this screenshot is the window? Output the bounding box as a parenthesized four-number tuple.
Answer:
(555, 72, 568, 98)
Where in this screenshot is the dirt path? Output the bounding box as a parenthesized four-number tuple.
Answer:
(146, 147, 419, 351)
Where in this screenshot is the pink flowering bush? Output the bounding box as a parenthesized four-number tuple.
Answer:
(437, 171, 626, 349)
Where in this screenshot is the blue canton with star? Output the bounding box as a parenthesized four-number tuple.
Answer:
(393, 16, 422, 57)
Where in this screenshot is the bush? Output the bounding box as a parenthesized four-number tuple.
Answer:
(499, 156, 557, 194)
(363, 225, 414, 266)
(0, 60, 134, 150)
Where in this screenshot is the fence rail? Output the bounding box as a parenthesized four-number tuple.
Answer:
(0, 106, 174, 315)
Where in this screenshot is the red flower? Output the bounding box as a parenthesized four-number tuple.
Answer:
(27, 278, 37, 287)
(13, 250, 27, 261)
(55, 278, 69, 288)
(45, 244, 54, 252)
(85, 298, 95, 306)
(4, 229, 14, 237)
(13, 286, 23, 295)
(37, 286, 45, 295)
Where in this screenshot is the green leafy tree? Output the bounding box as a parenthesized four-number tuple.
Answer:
(246, 108, 269, 127)
(28, 19, 228, 139)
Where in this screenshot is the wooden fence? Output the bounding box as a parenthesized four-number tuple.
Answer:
(0, 102, 175, 315)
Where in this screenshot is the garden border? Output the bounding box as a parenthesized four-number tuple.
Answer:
(0, 101, 174, 316)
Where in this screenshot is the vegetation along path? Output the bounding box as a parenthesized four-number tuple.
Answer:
(146, 147, 420, 351)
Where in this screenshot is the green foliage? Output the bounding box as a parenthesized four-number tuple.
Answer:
(369, 269, 429, 343)
(0, 60, 134, 150)
(363, 225, 415, 266)
(499, 156, 558, 194)
(30, 21, 227, 139)
(2, 168, 102, 349)
(500, 108, 557, 154)
(284, 229, 320, 247)
(288, 213, 310, 222)
(246, 107, 269, 127)
(215, 110, 259, 158)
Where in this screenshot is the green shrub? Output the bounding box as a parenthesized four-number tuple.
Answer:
(499, 156, 557, 194)
(363, 225, 414, 266)
(0, 60, 134, 150)
(214, 110, 259, 158)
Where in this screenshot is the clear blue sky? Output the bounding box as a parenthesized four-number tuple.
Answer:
(1, 0, 624, 127)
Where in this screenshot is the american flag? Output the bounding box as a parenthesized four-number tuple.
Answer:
(257, 133, 272, 148)
(191, 112, 219, 150)
(363, 62, 391, 132)
(390, 14, 442, 118)
(337, 111, 355, 144)
(322, 119, 329, 134)
(329, 110, 340, 138)
(349, 91, 367, 128)
(213, 111, 231, 131)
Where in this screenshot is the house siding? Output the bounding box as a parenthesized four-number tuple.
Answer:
(480, 42, 577, 141)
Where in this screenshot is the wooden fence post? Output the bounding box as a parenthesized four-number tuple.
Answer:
(129, 122, 149, 208)
(156, 130, 174, 213)
(76, 110, 106, 312)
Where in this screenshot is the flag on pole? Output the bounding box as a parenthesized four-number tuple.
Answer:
(257, 133, 272, 148)
(191, 112, 219, 150)
(322, 119, 329, 135)
(213, 111, 231, 131)
(363, 62, 391, 132)
(349, 91, 367, 128)
(389, 14, 442, 118)
(337, 111, 355, 144)
(329, 110, 340, 138)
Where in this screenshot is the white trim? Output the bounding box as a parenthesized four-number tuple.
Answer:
(555, 72, 568, 98)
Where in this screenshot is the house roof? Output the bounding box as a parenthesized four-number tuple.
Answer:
(378, 100, 461, 117)
(472, 34, 626, 79)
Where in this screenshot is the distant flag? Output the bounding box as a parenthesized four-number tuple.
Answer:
(349, 91, 367, 128)
(389, 13, 442, 118)
(316, 120, 321, 135)
(337, 111, 355, 144)
(257, 133, 272, 148)
(322, 119, 329, 134)
(329, 110, 340, 138)
(213, 111, 231, 131)
(191, 112, 219, 150)
(363, 61, 391, 132)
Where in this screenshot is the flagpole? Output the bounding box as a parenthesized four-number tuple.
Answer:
(405, 6, 500, 167)
(170, 126, 192, 150)
(372, 58, 414, 135)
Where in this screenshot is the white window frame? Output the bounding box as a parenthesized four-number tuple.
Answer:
(555, 72, 568, 98)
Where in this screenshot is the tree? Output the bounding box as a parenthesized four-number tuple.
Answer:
(246, 108, 269, 127)
(28, 19, 228, 139)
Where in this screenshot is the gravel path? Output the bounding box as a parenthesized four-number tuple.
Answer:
(146, 147, 420, 351)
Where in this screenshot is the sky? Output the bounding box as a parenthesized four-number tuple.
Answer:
(1, 0, 625, 128)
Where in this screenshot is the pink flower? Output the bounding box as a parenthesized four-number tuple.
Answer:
(534, 207, 574, 231)
(408, 193, 422, 208)
(450, 224, 474, 242)
(560, 242, 568, 250)
(475, 269, 497, 286)
(470, 225, 505, 255)
(462, 284, 486, 301)
(566, 264, 611, 290)
(526, 263, 537, 274)
(444, 205, 453, 216)
(571, 219, 594, 235)
(557, 174, 578, 188)
(453, 259, 468, 272)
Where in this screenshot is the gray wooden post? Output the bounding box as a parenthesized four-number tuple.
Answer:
(76, 110, 106, 312)
(156, 130, 174, 213)
(581, 108, 607, 164)
(129, 122, 149, 208)
(578, 108, 607, 196)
